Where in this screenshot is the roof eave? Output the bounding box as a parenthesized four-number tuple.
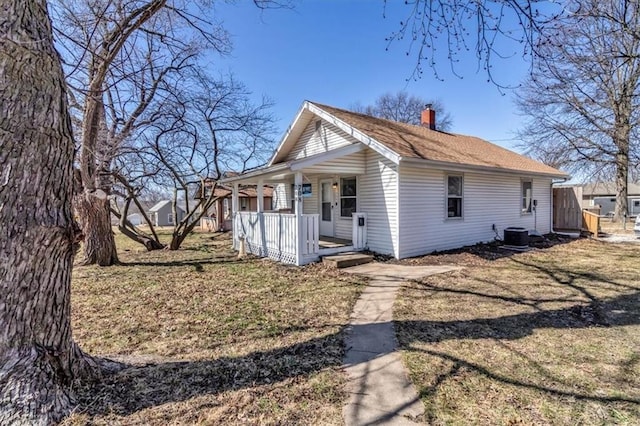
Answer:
(399, 157, 570, 179)
(219, 163, 292, 184)
(268, 101, 312, 166)
(308, 102, 401, 165)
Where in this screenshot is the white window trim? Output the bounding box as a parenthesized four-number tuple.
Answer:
(339, 176, 358, 219)
(445, 174, 464, 220)
(521, 179, 533, 215)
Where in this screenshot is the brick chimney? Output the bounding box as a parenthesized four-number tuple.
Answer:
(421, 104, 436, 130)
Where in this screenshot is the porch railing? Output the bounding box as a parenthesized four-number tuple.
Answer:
(234, 212, 320, 265)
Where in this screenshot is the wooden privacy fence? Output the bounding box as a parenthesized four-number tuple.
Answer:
(582, 209, 600, 238)
(553, 186, 583, 230)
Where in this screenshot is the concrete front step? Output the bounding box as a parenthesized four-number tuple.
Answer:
(322, 252, 373, 268)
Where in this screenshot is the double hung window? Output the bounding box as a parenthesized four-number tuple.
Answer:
(340, 177, 357, 217)
(446, 175, 463, 218)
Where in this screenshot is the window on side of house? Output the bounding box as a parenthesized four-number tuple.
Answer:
(340, 177, 357, 218)
(446, 175, 463, 218)
(521, 180, 533, 214)
(168, 213, 174, 225)
(240, 197, 248, 211)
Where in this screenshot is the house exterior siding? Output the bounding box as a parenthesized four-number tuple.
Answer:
(302, 176, 319, 215)
(286, 119, 357, 161)
(398, 166, 552, 258)
(359, 149, 399, 257)
(303, 150, 365, 175)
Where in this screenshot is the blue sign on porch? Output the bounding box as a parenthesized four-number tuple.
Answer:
(301, 183, 312, 198)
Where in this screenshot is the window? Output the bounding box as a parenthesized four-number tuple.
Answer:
(521, 180, 533, 214)
(167, 213, 174, 225)
(240, 197, 248, 211)
(446, 175, 463, 218)
(340, 177, 357, 217)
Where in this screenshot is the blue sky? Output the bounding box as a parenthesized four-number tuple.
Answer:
(212, 1, 532, 151)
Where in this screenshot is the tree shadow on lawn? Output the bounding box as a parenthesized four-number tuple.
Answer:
(72, 287, 640, 419)
(398, 289, 640, 345)
(123, 257, 244, 268)
(396, 257, 640, 412)
(74, 332, 347, 417)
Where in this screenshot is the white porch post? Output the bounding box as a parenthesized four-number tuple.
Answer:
(294, 172, 303, 265)
(232, 182, 239, 249)
(257, 179, 264, 213)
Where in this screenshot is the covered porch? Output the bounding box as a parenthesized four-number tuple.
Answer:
(224, 144, 368, 265)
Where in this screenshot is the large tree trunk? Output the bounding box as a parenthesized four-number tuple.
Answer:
(613, 101, 631, 223)
(0, 1, 99, 423)
(76, 95, 120, 266)
(614, 151, 629, 222)
(75, 195, 120, 265)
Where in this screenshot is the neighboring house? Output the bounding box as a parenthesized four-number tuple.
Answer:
(581, 182, 640, 216)
(222, 101, 568, 265)
(196, 184, 274, 232)
(149, 199, 197, 227)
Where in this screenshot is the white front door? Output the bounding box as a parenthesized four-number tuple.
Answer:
(319, 179, 334, 237)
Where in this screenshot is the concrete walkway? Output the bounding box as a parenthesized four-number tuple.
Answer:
(341, 263, 462, 426)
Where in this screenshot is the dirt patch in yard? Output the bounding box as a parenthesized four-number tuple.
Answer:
(374, 233, 577, 267)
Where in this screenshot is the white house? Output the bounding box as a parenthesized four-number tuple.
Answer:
(222, 101, 569, 265)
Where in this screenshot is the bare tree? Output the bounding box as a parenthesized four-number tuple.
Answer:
(353, 91, 453, 130)
(516, 0, 640, 221)
(52, 0, 230, 265)
(385, 0, 568, 84)
(0, 1, 107, 422)
(115, 72, 276, 250)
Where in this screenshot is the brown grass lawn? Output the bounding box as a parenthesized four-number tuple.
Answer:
(600, 218, 637, 235)
(395, 238, 640, 425)
(64, 230, 366, 425)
